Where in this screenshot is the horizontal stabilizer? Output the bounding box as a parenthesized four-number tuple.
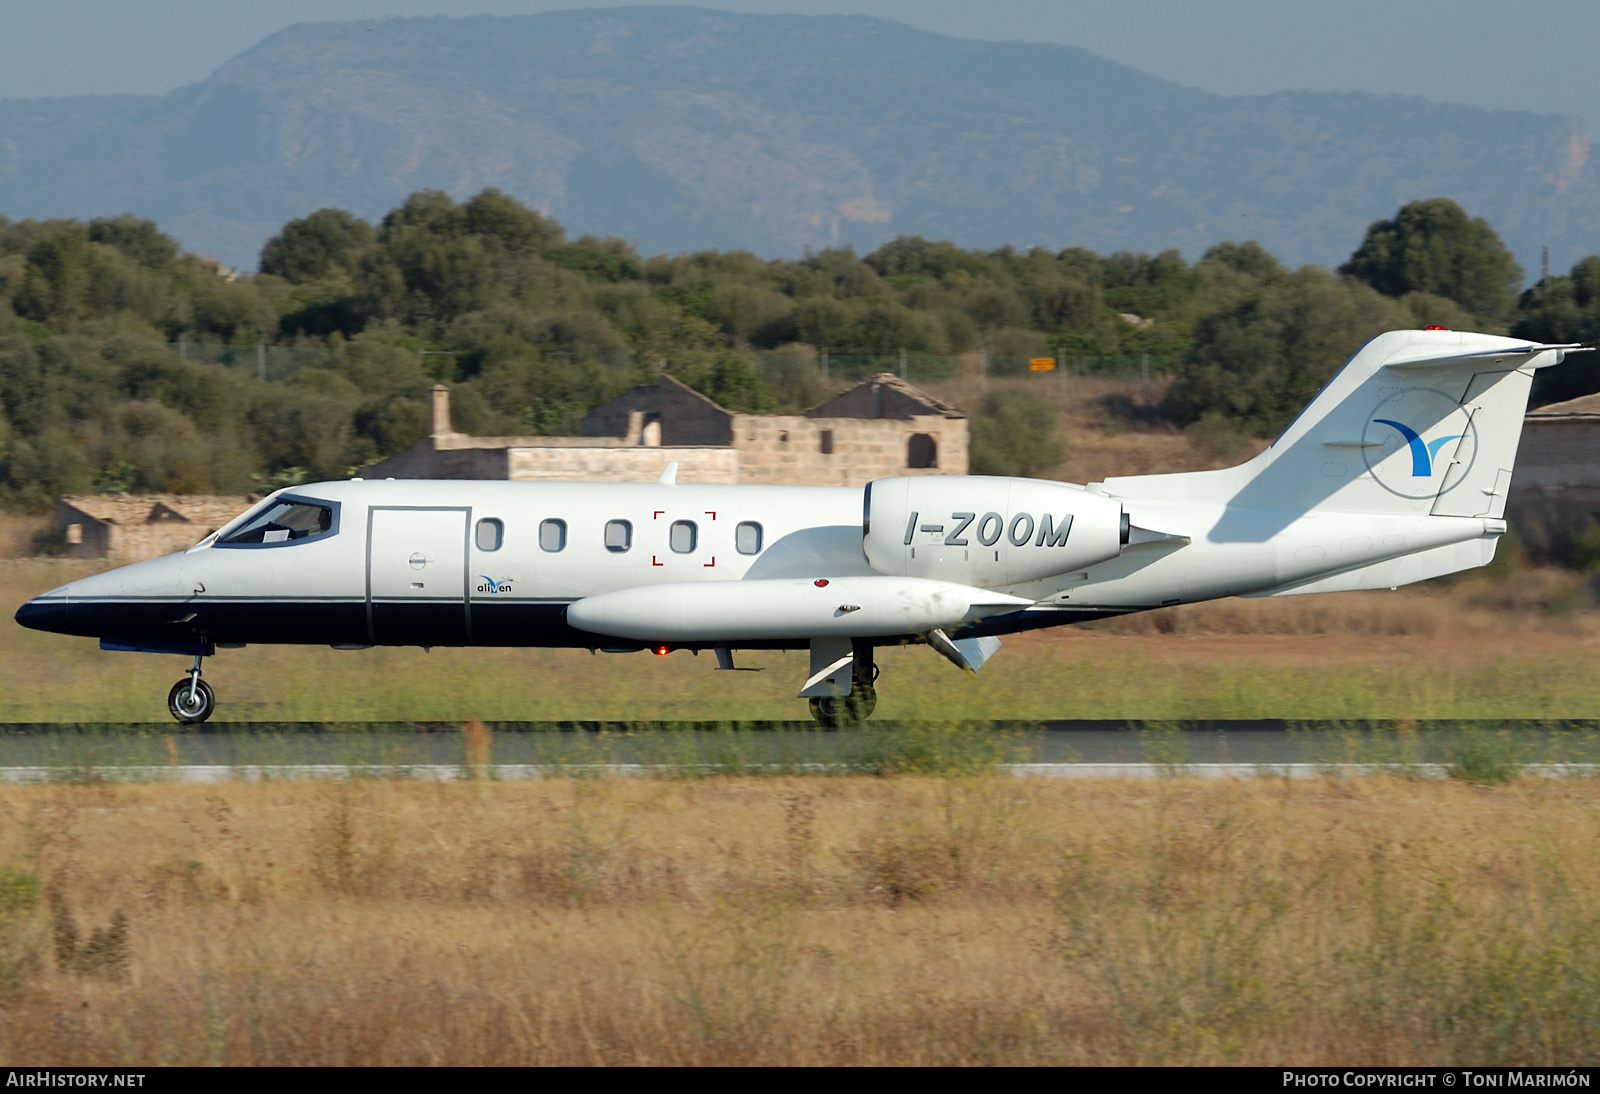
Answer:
(1381, 342, 1592, 371)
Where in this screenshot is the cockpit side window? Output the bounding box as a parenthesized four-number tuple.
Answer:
(216, 497, 339, 548)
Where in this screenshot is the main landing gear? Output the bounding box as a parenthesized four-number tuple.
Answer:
(808, 650, 878, 728)
(167, 654, 215, 724)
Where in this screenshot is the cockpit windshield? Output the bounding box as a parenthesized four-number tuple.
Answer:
(218, 498, 337, 546)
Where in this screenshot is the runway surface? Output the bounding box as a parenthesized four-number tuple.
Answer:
(1, 720, 1596, 780)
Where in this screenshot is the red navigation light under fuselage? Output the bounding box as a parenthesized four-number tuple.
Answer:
(654, 645, 670, 656)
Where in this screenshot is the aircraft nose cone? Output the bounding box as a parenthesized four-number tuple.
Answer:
(14, 595, 70, 634)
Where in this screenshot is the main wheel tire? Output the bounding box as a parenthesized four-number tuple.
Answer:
(167, 678, 215, 724)
(808, 682, 877, 728)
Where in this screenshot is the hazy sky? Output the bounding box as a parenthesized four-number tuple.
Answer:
(3, 1, 1597, 136)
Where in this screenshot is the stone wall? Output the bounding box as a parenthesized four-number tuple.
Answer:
(507, 447, 738, 483)
(361, 376, 968, 486)
(362, 440, 512, 480)
(580, 375, 734, 446)
(59, 495, 255, 563)
(731, 414, 968, 486)
(807, 379, 956, 421)
(1508, 419, 1600, 556)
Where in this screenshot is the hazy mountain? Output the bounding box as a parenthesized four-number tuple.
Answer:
(0, 7, 1594, 274)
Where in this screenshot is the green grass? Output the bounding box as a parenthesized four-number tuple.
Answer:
(4, 633, 1599, 724)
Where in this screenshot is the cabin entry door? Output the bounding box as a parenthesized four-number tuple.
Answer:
(367, 507, 470, 646)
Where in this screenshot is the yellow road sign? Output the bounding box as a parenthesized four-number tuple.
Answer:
(1029, 357, 1057, 371)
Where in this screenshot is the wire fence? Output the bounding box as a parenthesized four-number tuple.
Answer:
(171, 340, 1182, 389)
(173, 340, 340, 383)
(760, 351, 1180, 384)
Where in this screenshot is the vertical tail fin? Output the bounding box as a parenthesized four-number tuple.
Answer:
(1105, 331, 1591, 528)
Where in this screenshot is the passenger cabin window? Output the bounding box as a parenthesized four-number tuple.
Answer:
(736, 521, 763, 555)
(605, 519, 632, 553)
(219, 499, 335, 546)
(907, 433, 938, 469)
(539, 519, 567, 552)
(670, 520, 697, 554)
(475, 518, 503, 551)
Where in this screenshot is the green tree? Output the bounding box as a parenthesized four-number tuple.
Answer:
(969, 390, 1066, 477)
(7, 187, 1581, 511)
(11, 223, 92, 328)
(544, 236, 642, 283)
(1341, 198, 1523, 319)
(259, 209, 374, 283)
(1100, 249, 1196, 319)
(87, 216, 179, 271)
(1511, 256, 1600, 351)
(865, 235, 992, 284)
(1163, 268, 1403, 436)
(1512, 255, 1600, 405)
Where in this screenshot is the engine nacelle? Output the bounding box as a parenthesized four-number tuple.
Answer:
(863, 476, 1127, 587)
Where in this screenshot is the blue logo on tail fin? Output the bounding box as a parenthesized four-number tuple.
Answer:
(1373, 420, 1463, 477)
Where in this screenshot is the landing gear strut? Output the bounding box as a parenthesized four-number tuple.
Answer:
(167, 654, 215, 724)
(808, 647, 878, 728)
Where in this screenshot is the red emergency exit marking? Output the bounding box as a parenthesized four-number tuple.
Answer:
(653, 511, 665, 519)
(652, 556, 663, 567)
(705, 511, 717, 520)
(703, 557, 716, 568)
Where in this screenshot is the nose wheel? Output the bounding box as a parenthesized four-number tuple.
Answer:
(167, 655, 215, 724)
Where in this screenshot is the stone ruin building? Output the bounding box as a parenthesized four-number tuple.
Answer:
(359, 373, 969, 486)
(56, 494, 257, 564)
(1508, 391, 1600, 558)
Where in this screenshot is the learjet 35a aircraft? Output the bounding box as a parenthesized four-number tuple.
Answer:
(14, 329, 1593, 725)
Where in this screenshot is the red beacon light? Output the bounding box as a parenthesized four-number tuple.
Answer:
(1424, 325, 1449, 331)
(814, 578, 829, 587)
(653, 645, 670, 656)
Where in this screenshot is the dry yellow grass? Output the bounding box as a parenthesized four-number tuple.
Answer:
(2, 775, 1599, 1065)
(0, 513, 51, 561)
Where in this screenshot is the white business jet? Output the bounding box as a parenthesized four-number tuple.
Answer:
(14, 329, 1591, 725)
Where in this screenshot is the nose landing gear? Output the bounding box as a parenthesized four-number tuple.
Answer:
(167, 654, 215, 724)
